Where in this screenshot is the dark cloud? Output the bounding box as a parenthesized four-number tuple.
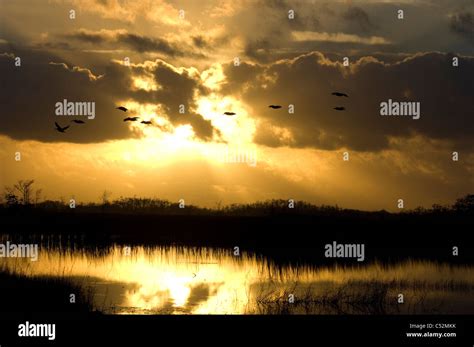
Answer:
(217, 0, 320, 62)
(67, 30, 105, 45)
(450, 12, 474, 43)
(95, 0, 112, 6)
(0, 48, 215, 143)
(36, 41, 73, 51)
(219, 62, 261, 94)
(230, 1, 474, 61)
(0, 49, 126, 143)
(64, 29, 206, 58)
(123, 60, 214, 139)
(342, 6, 375, 34)
(222, 52, 474, 152)
(114, 33, 179, 55)
(68, 29, 178, 55)
(244, 39, 273, 62)
(191, 35, 209, 49)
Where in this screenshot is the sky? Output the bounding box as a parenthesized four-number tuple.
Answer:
(0, 0, 473, 210)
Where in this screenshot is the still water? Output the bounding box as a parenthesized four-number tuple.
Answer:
(2, 245, 474, 314)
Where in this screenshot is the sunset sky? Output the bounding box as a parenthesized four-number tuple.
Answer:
(0, 0, 473, 210)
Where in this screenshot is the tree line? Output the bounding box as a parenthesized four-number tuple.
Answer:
(1, 179, 473, 215)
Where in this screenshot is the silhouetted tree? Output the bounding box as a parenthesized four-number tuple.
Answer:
(35, 189, 43, 205)
(101, 190, 112, 205)
(13, 179, 35, 205)
(431, 204, 450, 213)
(413, 206, 427, 214)
(3, 187, 19, 206)
(453, 194, 474, 214)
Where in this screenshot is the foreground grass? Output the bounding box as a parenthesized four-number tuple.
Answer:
(0, 268, 95, 314)
(251, 279, 474, 315)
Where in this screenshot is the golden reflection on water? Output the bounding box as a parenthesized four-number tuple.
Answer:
(2, 246, 474, 314)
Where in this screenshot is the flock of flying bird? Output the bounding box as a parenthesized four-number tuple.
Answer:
(332, 91, 349, 110)
(54, 91, 348, 133)
(116, 106, 153, 124)
(54, 106, 154, 133)
(54, 118, 84, 132)
(216, 91, 349, 117)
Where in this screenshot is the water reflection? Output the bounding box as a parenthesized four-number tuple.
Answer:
(1, 245, 474, 314)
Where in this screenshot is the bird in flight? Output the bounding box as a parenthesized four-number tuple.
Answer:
(334, 107, 345, 111)
(223, 112, 236, 116)
(332, 92, 349, 97)
(71, 119, 85, 124)
(124, 117, 140, 122)
(268, 105, 282, 109)
(55, 122, 70, 133)
(141, 120, 152, 125)
(116, 106, 128, 112)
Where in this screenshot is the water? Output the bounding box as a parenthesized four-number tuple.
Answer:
(2, 243, 474, 315)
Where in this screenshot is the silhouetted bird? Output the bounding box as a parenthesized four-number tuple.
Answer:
(116, 106, 128, 112)
(223, 112, 236, 116)
(141, 120, 152, 125)
(55, 122, 70, 133)
(268, 105, 282, 109)
(124, 117, 139, 122)
(334, 107, 345, 111)
(332, 92, 349, 97)
(71, 119, 85, 124)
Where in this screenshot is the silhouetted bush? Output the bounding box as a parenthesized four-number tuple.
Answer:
(1, 182, 473, 218)
(453, 194, 474, 214)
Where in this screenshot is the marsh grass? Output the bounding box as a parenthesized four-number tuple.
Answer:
(1, 246, 473, 315)
(0, 263, 95, 314)
(252, 278, 473, 315)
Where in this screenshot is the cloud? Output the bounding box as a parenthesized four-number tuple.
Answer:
(0, 49, 215, 143)
(221, 51, 474, 152)
(207, 0, 243, 18)
(342, 6, 376, 34)
(58, 0, 186, 26)
(65, 29, 205, 58)
(450, 12, 474, 43)
(291, 31, 390, 45)
(191, 35, 210, 49)
(208, 0, 321, 62)
(3, 0, 474, 69)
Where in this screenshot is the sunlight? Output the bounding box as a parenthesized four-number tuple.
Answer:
(132, 75, 160, 91)
(201, 63, 225, 91)
(163, 275, 192, 308)
(161, 124, 196, 151)
(196, 95, 256, 145)
(109, 94, 259, 168)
